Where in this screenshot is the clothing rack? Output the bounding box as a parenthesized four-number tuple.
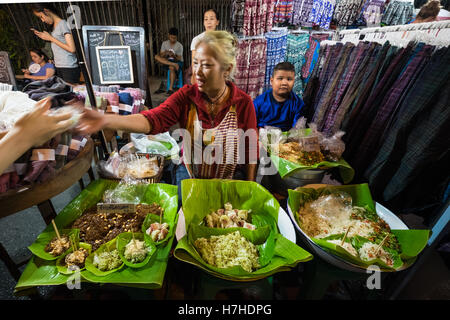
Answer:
(238, 34, 266, 41)
(338, 20, 450, 36)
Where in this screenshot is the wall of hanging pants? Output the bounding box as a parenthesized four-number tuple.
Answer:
(302, 36, 450, 215)
(264, 29, 289, 91)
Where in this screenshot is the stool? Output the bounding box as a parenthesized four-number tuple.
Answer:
(166, 67, 183, 91)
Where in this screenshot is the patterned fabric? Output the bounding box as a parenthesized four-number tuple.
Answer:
(366, 47, 450, 205)
(273, 0, 294, 23)
(302, 33, 332, 80)
(243, 0, 276, 36)
(291, 0, 304, 25)
(232, 0, 246, 33)
(286, 33, 310, 97)
(363, 0, 386, 26)
(235, 38, 268, 99)
(308, 0, 337, 29)
(297, 0, 315, 26)
(381, 0, 414, 25)
(333, 0, 365, 26)
(352, 44, 434, 173)
(264, 30, 289, 91)
(322, 42, 371, 134)
(185, 104, 239, 179)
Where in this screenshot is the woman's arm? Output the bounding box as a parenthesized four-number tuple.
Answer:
(34, 30, 76, 53)
(0, 98, 73, 175)
(24, 67, 55, 81)
(52, 33, 76, 53)
(77, 111, 151, 135)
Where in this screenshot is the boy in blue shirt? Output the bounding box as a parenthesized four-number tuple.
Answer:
(253, 62, 305, 131)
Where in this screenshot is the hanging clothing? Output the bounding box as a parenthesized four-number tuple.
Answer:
(243, 0, 276, 36)
(235, 38, 268, 99)
(274, 0, 295, 23)
(264, 30, 289, 91)
(381, 0, 414, 25)
(301, 33, 333, 81)
(308, 0, 337, 29)
(286, 33, 310, 97)
(232, 0, 247, 34)
(333, 0, 365, 26)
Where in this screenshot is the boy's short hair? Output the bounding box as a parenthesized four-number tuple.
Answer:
(169, 27, 178, 36)
(272, 62, 295, 76)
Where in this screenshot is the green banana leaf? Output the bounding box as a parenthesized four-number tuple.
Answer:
(28, 229, 80, 261)
(56, 242, 92, 275)
(141, 213, 177, 247)
(85, 238, 125, 276)
(270, 153, 354, 183)
(288, 184, 430, 271)
(263, 129, 354, 183)
(116, 232, 156, 268)
(174, 179, 313, 281)
(16, 179, 178, 292)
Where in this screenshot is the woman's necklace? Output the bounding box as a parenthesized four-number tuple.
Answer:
(206, 85, 228, 116)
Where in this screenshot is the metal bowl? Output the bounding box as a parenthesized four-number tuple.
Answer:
(282, 169, 325, 189)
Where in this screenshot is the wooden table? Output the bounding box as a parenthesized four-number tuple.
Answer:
(0, 138, 94, 281)
(15, 75, 25, 80)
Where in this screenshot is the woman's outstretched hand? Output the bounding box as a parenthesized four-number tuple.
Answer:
(76, 109, 107, 135)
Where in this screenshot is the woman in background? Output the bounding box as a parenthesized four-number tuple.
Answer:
(411, 0, 441, 23)
(21, 48, 55, 81)
(30, 4, 80, 84)
(189, 8, 220, 84)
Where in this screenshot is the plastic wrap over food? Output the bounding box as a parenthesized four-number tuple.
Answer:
(130, 132, 180, 159)
(308, 192, 353, 225)
(259, 126, 286, 152)
(321, 131, 346, 161)
(102, 175, 147, 204)
(98, 152, 159, 179)
(287, 117, 308, 141)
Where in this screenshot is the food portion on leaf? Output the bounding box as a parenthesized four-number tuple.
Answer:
(194, 231, 261, 273)
(71, 203, 163, 251)
(45, 235, 71, 256)
(358, 242, 395, 268)
(203, 203, 255, 230)
(65, 247, 89, 269)
(296, 191, 403, 268)
(92, 249, 122, 272)
(124, 238, 151, 264)
(146, 222, 170, 242)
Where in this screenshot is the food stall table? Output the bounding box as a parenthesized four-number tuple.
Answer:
(0, 138, 94, 281)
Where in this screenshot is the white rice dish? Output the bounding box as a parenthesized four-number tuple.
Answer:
(194, 231, 260, 273)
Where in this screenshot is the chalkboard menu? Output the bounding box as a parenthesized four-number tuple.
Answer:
(82, 26, 146, 91)
(96, 46, 134, 84)
(0, 51, 17, 88)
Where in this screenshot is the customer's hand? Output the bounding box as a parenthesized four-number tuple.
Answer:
(11, 97, 74, 147)
(33, 30, 53, 42)
(76, 109, 107, 135)
(22, 69, 30, 75)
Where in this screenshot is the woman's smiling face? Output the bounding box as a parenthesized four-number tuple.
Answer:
(193, 43, 228, 94)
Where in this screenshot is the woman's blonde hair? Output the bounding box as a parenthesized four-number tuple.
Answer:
(195, 31, 238, 81)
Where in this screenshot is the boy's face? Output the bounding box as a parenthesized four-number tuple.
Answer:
(271, 70, 295, 97)
(169, 34, 177, 44)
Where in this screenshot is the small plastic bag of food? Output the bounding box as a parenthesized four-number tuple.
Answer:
(287, 117, 308, 141)
(321, 131, 346, 161)
(97, 151, 122, 178)
(259, 126, 285, 154)
(124, 153, 159, 179)
(49, 105, 83, 129)
(102, 175, 146, 204)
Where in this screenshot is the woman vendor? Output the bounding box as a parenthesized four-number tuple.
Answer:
(77, 31, 258, 193)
